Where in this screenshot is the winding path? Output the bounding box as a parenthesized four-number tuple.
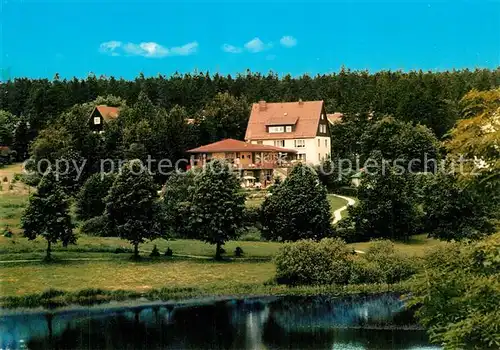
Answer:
(331, 194, 356, 224)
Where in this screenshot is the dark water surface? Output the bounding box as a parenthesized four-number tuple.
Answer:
(1, 293, 439, 349)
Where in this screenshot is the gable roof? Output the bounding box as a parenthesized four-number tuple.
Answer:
(327, 112, 343, 124)
(187, 139, 297, 154)
(95, 105, 120, 122)
(245, 100, 324, 140)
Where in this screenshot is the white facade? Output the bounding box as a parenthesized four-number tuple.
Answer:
(251, 136, 330, 165)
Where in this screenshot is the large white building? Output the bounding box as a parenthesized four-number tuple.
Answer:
(245, 100, 331, 166)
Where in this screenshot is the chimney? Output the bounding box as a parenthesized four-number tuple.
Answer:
(298, 98, 303, 105)
(258, 100, 267, 111)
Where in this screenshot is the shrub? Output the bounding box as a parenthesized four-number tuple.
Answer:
(165, 247, 173, 257)
(274, 238, 352, 285)
(150, 245, 160, 257)
(80, 216, 109, 236)
(237, 226, 262, 241)
(365, 240, 419, 283)
(2, 176, 7, 182)
(349, 258, 385, 284)
(234, 246, 244, 257)
(2, 225, 13, 238)
(336, 186, 358, 197)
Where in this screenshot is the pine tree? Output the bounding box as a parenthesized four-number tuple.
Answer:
(188, 159, 245, 260)
(104, 160, 161, 258)
(261, 163, 333, 241)
(21, 170, 75, 260)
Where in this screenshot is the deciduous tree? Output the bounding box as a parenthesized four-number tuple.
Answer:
(188, 159, 245, 259)
(104, 160, 162, 258)
(21, 170, 75, 260)
(261, 163, 333, 241)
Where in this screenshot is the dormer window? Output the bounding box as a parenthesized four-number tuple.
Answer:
(286, 126, 292, 132)
(94, 117, 101, 125)
(269, 126, 284, 133)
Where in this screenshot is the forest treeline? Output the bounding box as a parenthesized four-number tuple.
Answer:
(1, 68, 499, 139)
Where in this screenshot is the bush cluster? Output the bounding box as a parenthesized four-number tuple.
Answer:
(274, 239, 418, 286)
(274, 238, 352, 285)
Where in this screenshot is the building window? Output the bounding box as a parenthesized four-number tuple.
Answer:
(319, 124, 326, 133)
(294, 139, 305, 148)
(321, 114, 324, 120)
(269, 126, 284, 133)
(325, 139, 328, 148)
(285, 125, 292, 132)
(274, 140, 285, 147)
(297, 153, 306, 161)
(94, 117, 101, 125)
(257, 140, 263, 144)
(318, 153, 321, 161)
(318, 139, 320, 147)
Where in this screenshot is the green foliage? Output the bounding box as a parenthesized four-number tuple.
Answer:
(261, 163, 333, 241)
(188, 159, 246, 259)
(349, 259, 385, 284)
(423, 172, 497, 241)
(21, 170, 75, 260)
(274, 238, 352, 285)
(164, 247, 173, 257)
(340, 153, 422, 242)
(104, 161, 162, 258)
(234, 246, 244, 257)
(363, 240, 418, 283)
(198, 92, 250, 143)
(410, 233, 500, 349)
(161, 170, 197, 238)
(360, 117, 441, 172)
(150, 245, 160, 257)
(315, 159, 353, 191)
(79, 215, 109, 236)
(76, 173, 115, 221)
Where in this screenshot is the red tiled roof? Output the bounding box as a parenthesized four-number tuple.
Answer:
(96, 105, 120, 122)
(327, 113, 343, 124)
(245, 100, 324, 140)
(187, 139, 297, 154)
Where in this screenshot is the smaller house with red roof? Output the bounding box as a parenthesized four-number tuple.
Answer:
(88, 105, 120, 133)
(187, 138, 297, 187)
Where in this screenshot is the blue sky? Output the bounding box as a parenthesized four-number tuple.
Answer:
(1, 0, 499, 79)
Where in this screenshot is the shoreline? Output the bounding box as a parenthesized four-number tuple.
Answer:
(0, 281, 411, 310)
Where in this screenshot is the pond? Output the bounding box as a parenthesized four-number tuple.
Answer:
(1, 293, 439, 349)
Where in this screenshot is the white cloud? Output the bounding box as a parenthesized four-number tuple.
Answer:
(99, 41, 122, 55)
(222, 44, 243, 54)
(99, 41, 198, 58)
(170, 42, 199, 56)
(280, 35, 297, 48)
(244, 37, 271, 53)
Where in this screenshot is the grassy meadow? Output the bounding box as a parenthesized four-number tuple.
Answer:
(0, 163, 443, 302)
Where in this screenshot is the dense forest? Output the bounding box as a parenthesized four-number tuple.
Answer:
(1, 68, 499, 138)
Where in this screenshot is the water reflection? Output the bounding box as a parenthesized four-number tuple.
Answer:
(1, 294, 439, 349)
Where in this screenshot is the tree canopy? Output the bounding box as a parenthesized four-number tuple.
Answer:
(188, 159, 245, 259)
(21, 169, 75, 260)
(261, 163, 332, 241)
(104, 160, 162, 258)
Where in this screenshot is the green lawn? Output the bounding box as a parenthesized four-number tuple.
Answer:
(0, 258, 275, 296)
(0, 163, 443, 301)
